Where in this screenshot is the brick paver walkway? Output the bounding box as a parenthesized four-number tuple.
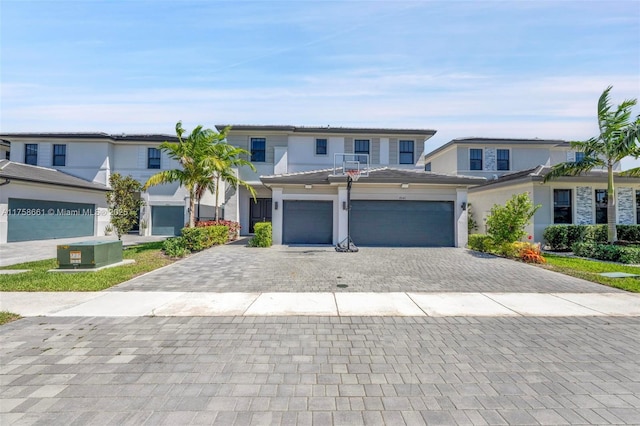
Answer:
(2, 316, 639, 425)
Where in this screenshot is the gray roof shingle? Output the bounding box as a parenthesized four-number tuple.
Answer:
(0, 160, 110, 191)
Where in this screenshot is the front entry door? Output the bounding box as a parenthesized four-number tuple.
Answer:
(250, 198, 272, 233)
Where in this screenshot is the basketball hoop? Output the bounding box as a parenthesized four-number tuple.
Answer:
(346, 170, 361, 182)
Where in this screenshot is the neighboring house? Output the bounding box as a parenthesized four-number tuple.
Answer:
(0, 133, 202, 243)
(423, 137, 640, 243)
(0, 160, 110, 243)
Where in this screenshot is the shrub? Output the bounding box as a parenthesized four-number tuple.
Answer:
(249, 222, 272, 247)
(583, 225, 608, 244)
(195, 220, 241, 241)
(516, 242, 546, 264)
(617, 225, 640, 243)
(486, 193, 540, 245)
(467, 234, 494, 252)
(572, 242, 640, 264)
(181, 225, 229, 252)
(162, 237, 190, 258)
(544, 224, 640, 251)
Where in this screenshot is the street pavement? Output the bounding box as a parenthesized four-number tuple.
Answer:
(1, 243, 640, 425)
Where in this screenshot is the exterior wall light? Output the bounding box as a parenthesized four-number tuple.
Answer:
(274, 201, 278, 210)
(401, 183, 409, 189)
(461, 202, 467, 211)
(305, 184, 313, 189)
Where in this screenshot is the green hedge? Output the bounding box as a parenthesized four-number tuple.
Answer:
(543, 225, 640, 251)
(162, 225, 229, 257)
(249, 222, 272, 247)
(572, 242, 640, 264)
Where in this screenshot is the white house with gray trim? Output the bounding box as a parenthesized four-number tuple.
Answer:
(422, 138, 640, 243)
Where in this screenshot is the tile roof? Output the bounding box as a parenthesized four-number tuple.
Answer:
(0, 160, 110, 191)
(260, 167, 485, 186)
(216, 125, 436, 136)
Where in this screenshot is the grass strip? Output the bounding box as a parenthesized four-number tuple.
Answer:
(0, 311, 21, 325)
(542, 253, 640, 293)
(0, 242, 173, 292)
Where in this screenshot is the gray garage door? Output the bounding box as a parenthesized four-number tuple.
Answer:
(351, 200, 454, 247)
(151, 206, 185, 236)
(283, 201, 333, 244)
(7, 198, 95, 242)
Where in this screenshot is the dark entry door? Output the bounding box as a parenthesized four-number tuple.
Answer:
(250, 198, 272, 233)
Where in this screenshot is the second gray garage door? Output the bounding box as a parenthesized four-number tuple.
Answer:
(351, 200, 454, 247)
(151, 206, 185, 236)
(283, 200, 333, 244)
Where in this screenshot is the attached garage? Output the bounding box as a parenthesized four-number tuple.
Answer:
(7, 198, 95, 242)
(151, 206, 185, 236)
(350, 200, 455, 247)
(283, 200, 333, 244)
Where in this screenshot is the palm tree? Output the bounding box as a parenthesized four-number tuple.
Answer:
(143, 121, 227, 228)
(544, 86, 640, 243)
(209, 128, 257, 220)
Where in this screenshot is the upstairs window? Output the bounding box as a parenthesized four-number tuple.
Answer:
(553, 189, 572, 224)
(147, 148, 161, 169)
(53, 144, 66, 166)
(315, 138, 327, 155)
(497, 149, 510, 171)
(399, 140, 415, 164)
(575, 152, 585, 162)
(25, 144, 37, 165)
(425, 162, 432, 172)
(354, 139, 370, 164)
(469, 148, 482, 170)
(251, 138, 266, 162)
(595, 189, 608, 224)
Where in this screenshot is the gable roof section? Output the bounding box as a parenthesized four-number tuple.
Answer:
(0, 160, 110, 191)
(261, 167, 485, 186)
(424, 137, 569, 160)
(216, 125, 436, 137)
(469, 165, 640, 192)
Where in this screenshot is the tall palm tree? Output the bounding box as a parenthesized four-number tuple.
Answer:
(210, 127, 257, 220)
(143, 121, 226, 228)
(544, 86, 640, 243)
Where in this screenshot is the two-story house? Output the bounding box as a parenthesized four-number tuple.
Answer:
(218, 125, 483, 247)
(422, 137, 640, 242)
(0, 133, 203, 243)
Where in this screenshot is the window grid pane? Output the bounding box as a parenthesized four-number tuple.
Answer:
(399, 140, 414, 164)
(53, 144, 66, 166)
(354, 139, 369, 164)
(148, 148, 161, 169)
(497, 149, 509, 171)
(469, 149, 482, 170)
(25, 144, 37, 165)
(251, 138, 266, 162)
(575, 152, 585, 162)
(553, 189, 572, 224)
(315, 139, 327, 155)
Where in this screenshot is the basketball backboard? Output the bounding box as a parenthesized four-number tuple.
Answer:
(333, 153, 370, 177)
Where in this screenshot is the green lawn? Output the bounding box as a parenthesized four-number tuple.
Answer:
(0, 242, 174, 292)
(542, 253, 640, 292)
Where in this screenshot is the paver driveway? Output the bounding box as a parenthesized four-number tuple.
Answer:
(111, 243, 616, 293)
(3, 243, 640, 425)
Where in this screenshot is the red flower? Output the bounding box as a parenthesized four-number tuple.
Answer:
(528, 235, 532, 240)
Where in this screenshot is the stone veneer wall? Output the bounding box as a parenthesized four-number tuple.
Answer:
(484, 148, 496, 171)
(576, 186, 593, 224)
(617, 187, 634, 224)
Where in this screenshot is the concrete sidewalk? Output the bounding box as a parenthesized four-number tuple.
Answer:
(2, 291, 639, 317)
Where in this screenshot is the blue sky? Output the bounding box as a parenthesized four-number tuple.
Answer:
(1, 0, 639, 164)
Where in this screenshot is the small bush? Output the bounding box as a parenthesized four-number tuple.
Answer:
(181, 225, 229, 252)
(196, 220, 241, 241)
(485, 193, 540, 245)
(468, 234, 494, 252)
(618, 225, 640, 243)
(516, 242, 546, 264)
(544, 224, 640, 251)
(162, 237, 190, 258)
(583, 225, 608, 244)
(572, 242, 640, 264)
(249, 222, 272, 247)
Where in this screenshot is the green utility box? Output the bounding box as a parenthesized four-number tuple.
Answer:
(57, 240, 123, 269)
